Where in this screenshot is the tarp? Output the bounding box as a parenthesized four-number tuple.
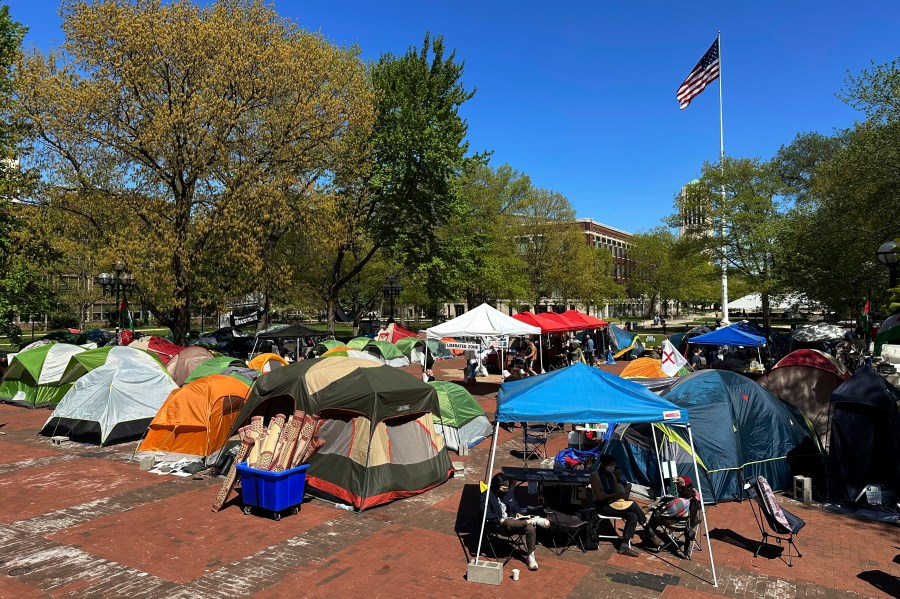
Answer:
(0, 343, 86, 408)
(497, 363, 688, 424)
(827, 366, 900, 509)
(428, 380, 493, 453)
(761, 350, 848, 448)
(41, 355, 177, 445)
(688, 324, 766, 347)
(427, 303, 540, 339)
(791, 323, 847, 343)
(139, 374, 249, 458)
(254, 324, 326, 339)
(231, 358, 452, 510)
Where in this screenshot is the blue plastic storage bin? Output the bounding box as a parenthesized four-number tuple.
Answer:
(237, 463, 309, 517)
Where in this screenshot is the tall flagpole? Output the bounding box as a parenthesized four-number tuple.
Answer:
(718, 30, 730, 325)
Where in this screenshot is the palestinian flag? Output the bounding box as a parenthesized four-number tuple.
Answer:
(120, 298, 135, 330)
(860, 300, 869, 332)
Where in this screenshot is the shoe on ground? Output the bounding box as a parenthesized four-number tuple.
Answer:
(527, 552, 539, 570)
(617, 542, 640, 557)
(531, 516, 551, 529)
(643, 530, 665, 548)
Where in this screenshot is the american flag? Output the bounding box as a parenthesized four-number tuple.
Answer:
(676, 38, 720, 110)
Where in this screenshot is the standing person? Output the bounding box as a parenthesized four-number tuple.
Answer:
(589, 455, 663, 556)
(584, 334, 595, 366)
(481, 474, 550, 571)
(523, 336, 538, 376)
(661, 318, 667, 336)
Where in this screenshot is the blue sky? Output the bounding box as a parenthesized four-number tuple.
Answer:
(10, 1, 900, 232)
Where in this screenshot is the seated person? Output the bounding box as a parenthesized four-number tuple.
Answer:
(589, 455, 663, 557)
(481, 473, 550, 571)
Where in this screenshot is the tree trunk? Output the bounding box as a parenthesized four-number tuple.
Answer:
(762, 292, 771, 341)
(325, 294, 337, 335)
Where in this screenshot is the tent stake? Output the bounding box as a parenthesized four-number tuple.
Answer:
(686, 423, 718, 587)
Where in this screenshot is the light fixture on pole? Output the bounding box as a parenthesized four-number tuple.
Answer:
(381, 275, 402, 322)
(95, 261, 137, 343)
(876, 240, 898, 288)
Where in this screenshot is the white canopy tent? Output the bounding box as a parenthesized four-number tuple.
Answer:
(426, 304, 541, 378)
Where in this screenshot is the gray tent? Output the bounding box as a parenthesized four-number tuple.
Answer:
(41, 355, 177, 445)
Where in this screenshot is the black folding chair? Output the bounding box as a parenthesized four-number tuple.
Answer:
(481, 520, 528, 566)
(521, 422, 548, 463)
(648, 496, 702, 559)
(545, 510, 587, 555)
(744, 475, 805, 567)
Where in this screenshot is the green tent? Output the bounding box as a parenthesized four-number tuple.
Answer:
(1, 343, 87, 408)
(312, 339, 345, 355)
(394, 337, 425, 356)
(58, 346, 166, 385)
(363, 340, 409, 367)
(874, 315, 900, 356)
(428, 381, 493, 453)
(183, 356, 250, 385)
(347, 336, 373, 350)
(230, 357, 452, 510)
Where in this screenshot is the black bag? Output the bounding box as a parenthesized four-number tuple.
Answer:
(577, 507, 600, 550)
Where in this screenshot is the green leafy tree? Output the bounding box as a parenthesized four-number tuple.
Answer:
(678, 157, 782, 331)
(16, 0, 371, 343)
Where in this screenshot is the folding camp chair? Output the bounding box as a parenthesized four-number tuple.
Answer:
(647, 495, 702, 559)
(521, 423, 548, 464)
(545, 510, 587, 555)
(744, 475, 805, 567)
(481, 520, 529, 566)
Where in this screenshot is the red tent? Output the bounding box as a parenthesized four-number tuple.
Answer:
(772, 349, 849, 379)
(512, 312, 569, 333)
(562, 309, 608, 328)
(387, 323, 417, 343)
(539, 311, 579, 332)
(128, 335, 185, 365)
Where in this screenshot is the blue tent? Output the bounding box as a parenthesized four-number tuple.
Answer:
(610, 326, 645, 360)
(606, 370, 820, 502)
(688, 324, 766, 347)
(497, 363, 688, 424)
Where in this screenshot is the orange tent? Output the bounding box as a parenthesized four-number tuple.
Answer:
(139, 375, 250, 457)
(620, 357, 674, 379)
(248, 352, 289, 373)
(441, 337, 465, 356)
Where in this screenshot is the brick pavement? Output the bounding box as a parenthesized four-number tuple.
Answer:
(0, 363, 897, 599)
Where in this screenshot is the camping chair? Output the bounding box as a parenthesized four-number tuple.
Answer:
(744, 475, 805, 567)
(481, 520, 529, 566)
(647, 495, 703, 559)
(545, 510, 587, 556)
(521, 423, 548, 464)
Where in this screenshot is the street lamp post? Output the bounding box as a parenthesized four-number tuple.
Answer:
(95, 261, 137, 344)
(381, 275, 403, 322)
(876, 241, 899, 288)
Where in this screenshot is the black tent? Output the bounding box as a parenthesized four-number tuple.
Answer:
(827, 366, 900, 511)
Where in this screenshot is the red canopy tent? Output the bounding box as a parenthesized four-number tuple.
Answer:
(539, 311, 580, 331)
(562, 309, 608, 328)
(512, 312, 569, 333)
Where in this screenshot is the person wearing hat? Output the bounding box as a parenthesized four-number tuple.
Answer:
(589, 455, 663, 557)
(481, 473, 550, 570)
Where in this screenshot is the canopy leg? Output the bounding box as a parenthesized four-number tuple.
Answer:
(473, 420, 501, 565)
(687, 424, 717, 587)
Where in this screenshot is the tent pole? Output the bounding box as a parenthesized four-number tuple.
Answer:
(687, 423, 718, 587)
(474, 419, 501, 566)
(650, 424, 666, 497)
(539, 334, 544, 373)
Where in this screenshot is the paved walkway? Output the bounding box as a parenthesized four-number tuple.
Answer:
(0, 357, 897, 598)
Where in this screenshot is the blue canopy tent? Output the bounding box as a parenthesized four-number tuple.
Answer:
(473, 363, 718, 586)
(688, 325, 766, 347)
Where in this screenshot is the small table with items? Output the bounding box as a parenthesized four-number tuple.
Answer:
(500, 466, 592, 513)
